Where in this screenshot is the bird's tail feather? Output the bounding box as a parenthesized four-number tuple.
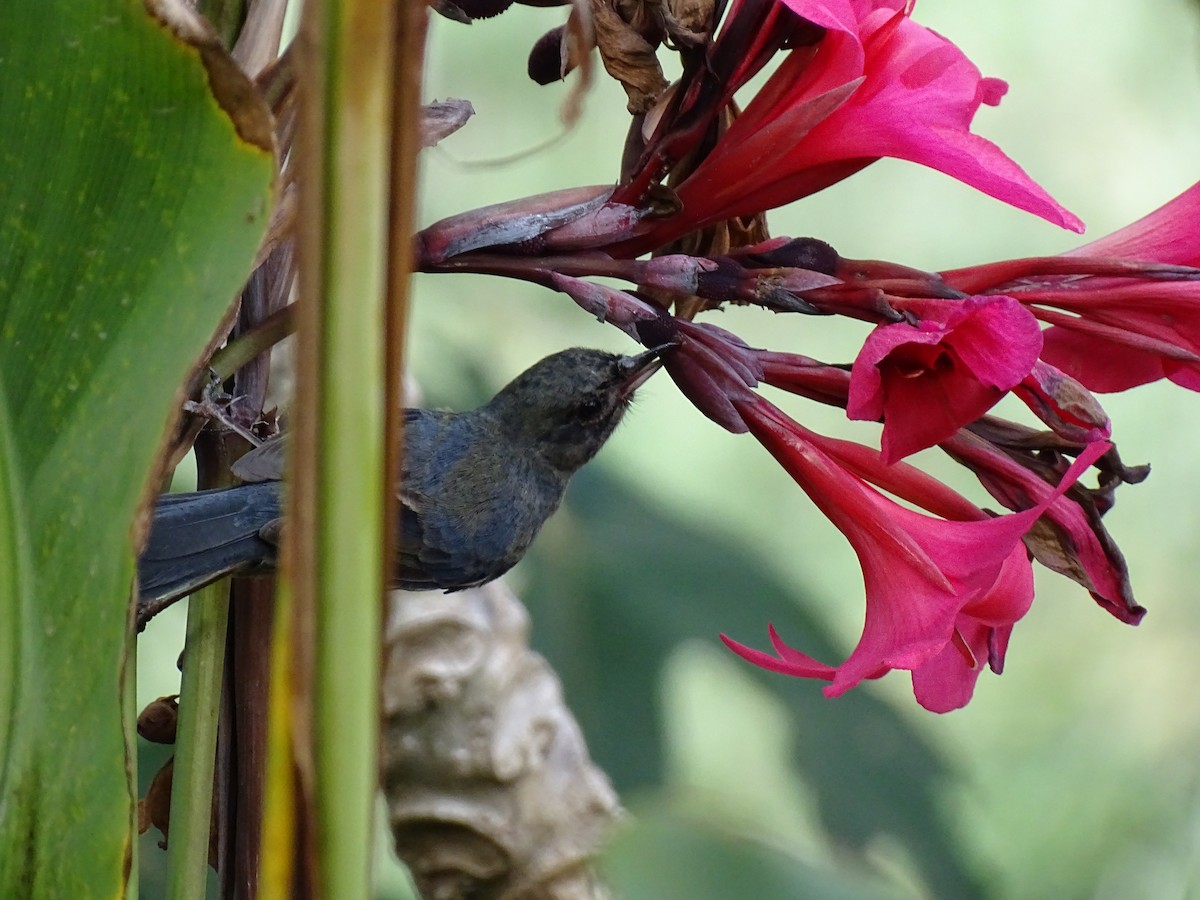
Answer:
(137, 481, 283, 613)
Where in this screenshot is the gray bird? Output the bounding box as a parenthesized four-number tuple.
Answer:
(137, 346, 664, 622)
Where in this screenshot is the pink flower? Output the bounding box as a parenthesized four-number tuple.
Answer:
(622, 0, 1080, 253)
(721, 396, 1108, 711)
(1032, 283, 1200, 392)
(766, 1, 1082, 228)
(940, 181, 1200, 393)
(847, 296, 1043, 462)
(1067, 180, 1200, 267)
(749, 348, 1136, 622)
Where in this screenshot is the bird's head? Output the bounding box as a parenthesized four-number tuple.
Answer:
(486, 346, 667, 473)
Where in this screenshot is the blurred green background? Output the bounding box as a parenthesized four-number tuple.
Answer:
(138, 0, 1200, 896)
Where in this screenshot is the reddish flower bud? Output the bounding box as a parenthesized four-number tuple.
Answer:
(660, 320, 763, 433)
(547, 274, 661, 339)
(419, 186, 612, 262)
(1012, 361, 1111, 443)
(942, 429, 1144, 625)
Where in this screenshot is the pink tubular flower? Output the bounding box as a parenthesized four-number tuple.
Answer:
(1067, 180, 1200, 266)
(1031, 283, 1200, 392)
(754, 349, 1136, 621)
(721, 396, 1109, 712)
(848, 296, 1043, 462)
(621, 0, 1080, 253)
(940, 181, 1200, 393)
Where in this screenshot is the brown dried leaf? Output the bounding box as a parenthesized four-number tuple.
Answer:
(613, 0, 662, 42)
(143, 0, 276, 153)
(139, 757, 175, 842)
(664, 0, 713, 44)
(137, 695, 180, 744)
(591, 0, 669, 113)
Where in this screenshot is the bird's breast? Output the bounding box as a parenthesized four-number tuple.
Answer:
(397, 414, 568, 590)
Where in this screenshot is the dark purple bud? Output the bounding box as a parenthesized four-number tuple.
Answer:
(689, 258, 743, 298)
(635, 307, 680, 350)
(528, 26, 569, 84)
(456, 0, 515, 19)
(737, 237, 840, 274)
(665, 354, 749, 434)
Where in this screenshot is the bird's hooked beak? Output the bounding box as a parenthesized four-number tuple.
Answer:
(615, 343, 674, 400)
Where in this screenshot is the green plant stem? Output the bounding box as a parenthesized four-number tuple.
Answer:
(289, 0, 398, 895)
(208, 304, 295, 382)
(165, 582, 231, 900)
(259, 580, 299, 900)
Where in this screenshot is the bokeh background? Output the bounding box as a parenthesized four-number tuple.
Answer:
(138, 1, 1200, 896)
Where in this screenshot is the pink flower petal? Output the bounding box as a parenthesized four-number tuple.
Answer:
(784, 9, 1082, 232)
(625, 1, 1081, 252)
(847, 296, 1043, 461)
(720, 626, 838, 680)
(1068, 181, 1200, 265)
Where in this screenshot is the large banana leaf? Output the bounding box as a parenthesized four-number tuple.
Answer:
(0, 1, 273, 894)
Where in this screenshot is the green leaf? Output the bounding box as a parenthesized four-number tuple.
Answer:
(0, 0, 274, 894)
(603, 808, 906, 900)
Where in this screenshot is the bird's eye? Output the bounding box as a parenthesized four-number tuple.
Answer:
(576, 395, 605, 422)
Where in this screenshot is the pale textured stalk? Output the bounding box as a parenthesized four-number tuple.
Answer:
(381, 581, 622, 900)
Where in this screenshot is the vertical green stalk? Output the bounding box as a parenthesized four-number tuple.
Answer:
(165, 582, 231, 900)
(287, 0, 397, 896)
(260, 581, 298, 900)
(123, 631, 140, 900)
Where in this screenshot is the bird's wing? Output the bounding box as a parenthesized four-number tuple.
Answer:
(393, 409, 506, 591)
(230, 435, 287, 483)
(394, 487, 468, 590)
